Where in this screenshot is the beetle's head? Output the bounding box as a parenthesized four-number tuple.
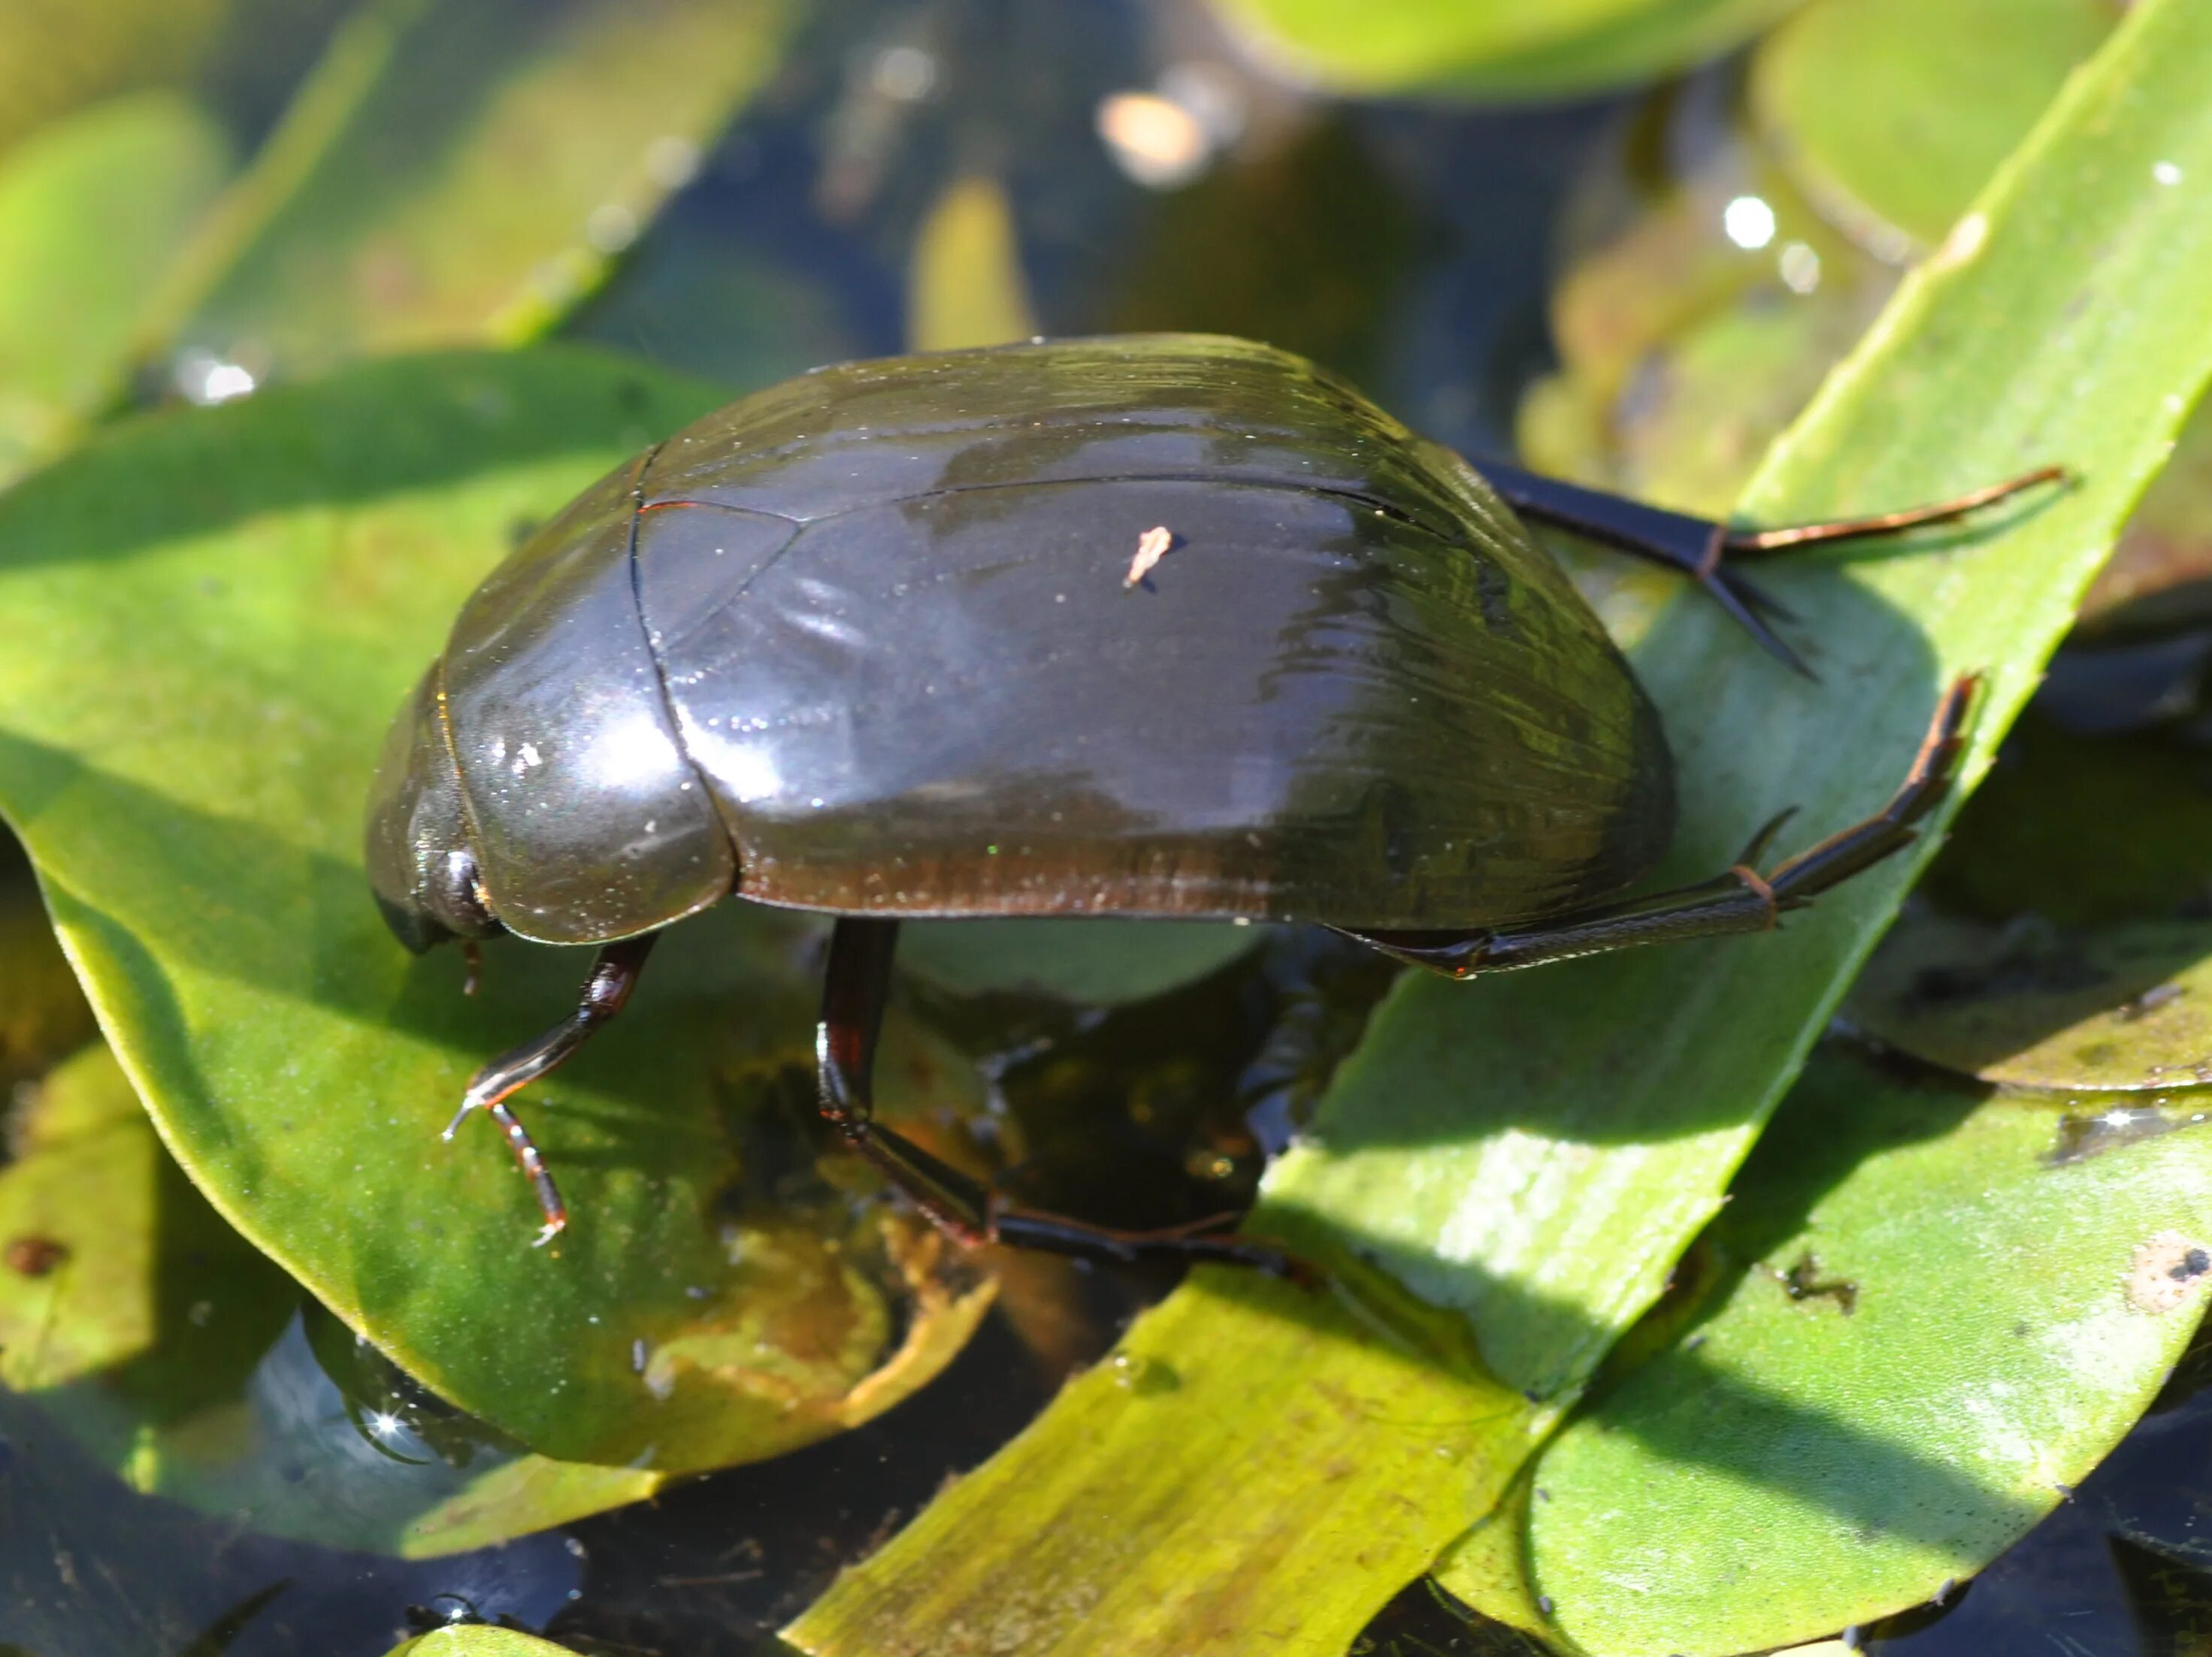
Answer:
(365, 667, 505, 952)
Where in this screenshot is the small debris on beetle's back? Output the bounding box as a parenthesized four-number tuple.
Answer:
(1124, 525, 1176, 588)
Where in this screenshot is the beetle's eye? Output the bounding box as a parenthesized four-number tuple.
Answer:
(437, 849, 504, 938)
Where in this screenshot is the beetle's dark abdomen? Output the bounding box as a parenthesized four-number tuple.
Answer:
(628, 337, 1672, 929)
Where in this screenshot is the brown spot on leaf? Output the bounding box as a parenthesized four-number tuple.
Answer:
(5, 1235, 67, 1277)
(2127, 1230, 2212, 1313)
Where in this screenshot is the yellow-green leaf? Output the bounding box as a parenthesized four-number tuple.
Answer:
(1529, 1045, 2212, 1654)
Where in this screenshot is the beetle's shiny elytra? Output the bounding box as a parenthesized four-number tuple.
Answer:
(371, 334, 1670, 951)
(366, 334, 2058, 1259)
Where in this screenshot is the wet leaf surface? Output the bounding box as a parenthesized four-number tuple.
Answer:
(147, 0, 800, 382)
(1751, 0, 2115, 257)
(1527, 1043, 2212, 1655)
(388, 1628, 579, 1656)
(0, 1042, 679, 1556)
(0, 91, 231, 481)
(0, 348, 991, 1478)
(1207, 0, 1805, 101)
(791, 3, 2212, 1651)
(1850, 912, 2212, 1092)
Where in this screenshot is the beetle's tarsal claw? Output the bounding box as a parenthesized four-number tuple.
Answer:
(531, 1220, 564, 1248)
(1735, 806, 1800, 868)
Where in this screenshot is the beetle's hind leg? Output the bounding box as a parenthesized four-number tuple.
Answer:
(1345, 676, 1974, 978)
(817, 918, 1309, 1281)
(1480, 461, 2065, 675)
(446, 933, 657, 1244)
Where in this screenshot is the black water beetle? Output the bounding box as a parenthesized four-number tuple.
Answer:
(365, 334, 2056, 1263)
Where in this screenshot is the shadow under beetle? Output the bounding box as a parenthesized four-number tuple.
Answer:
(364, 334, 2059, 1266)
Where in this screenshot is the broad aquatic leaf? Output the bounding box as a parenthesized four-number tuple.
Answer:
(791, 2, 2212, 1651)
(0, 92, 231, 481)
(0, 348, 991, 1474)
(145, 0, 799, 383)
(0, 1042, 670, 1556)
(389, 1629, 580, 1656)
(785, 1271, 1529, 1654)
(1206, 0, 1806, 101)
(1850, 912, 2212, 1093)
(1527, 1045, 2212, 1655)
(1751, 0, 2114, 258)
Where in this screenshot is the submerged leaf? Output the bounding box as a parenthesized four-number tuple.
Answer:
(1850, 912, 2212, 1093)
(0, 349, 991, 1476)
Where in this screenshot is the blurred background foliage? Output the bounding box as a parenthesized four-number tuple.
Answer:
(2, 1, 2212, 1655)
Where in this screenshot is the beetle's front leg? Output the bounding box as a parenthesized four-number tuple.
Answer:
(816, 918, 1309, 1279)
(446, 933, 658, 1244)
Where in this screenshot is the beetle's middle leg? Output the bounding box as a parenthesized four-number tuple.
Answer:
(446, 933, 658, 1244)
(816, 917, 1307, 1278)
(1343, 675, 1974, 978)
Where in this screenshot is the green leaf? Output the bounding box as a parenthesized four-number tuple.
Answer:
(0, 348, 991, 1477)
(1527, 1044, 2212, 1655)
(785, 1269, 1532, 1654)
(0, 1042, 674, 1556)
(789, 1, 2212, 1650)
(0, 92, 231, 479)
(1206, 0, 1807, 100)
(144, 0, 800, 382)
(1751, 0, 2115, 257)
(387, 1631, 579, 1657)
